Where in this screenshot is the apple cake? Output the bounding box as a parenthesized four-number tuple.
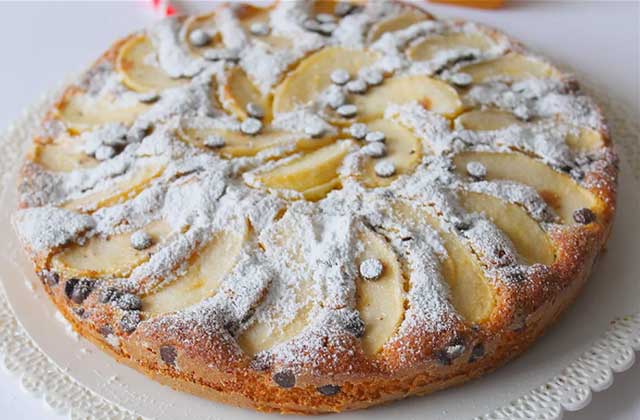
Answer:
(12, 0, 617, 414)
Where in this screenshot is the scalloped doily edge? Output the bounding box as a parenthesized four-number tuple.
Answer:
(0, 72, 639, 420)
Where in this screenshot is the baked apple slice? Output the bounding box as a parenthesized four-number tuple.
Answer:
(55, 90, 149, 132)
(272, 47, 379, 115)
(355, 227, 404, 355)
(454, 151, 600, 224)
(182, 13, 222, 55)
(565, 127, 605, 152)
(394, 201, 496, 323)
(455, 110, 605, 152)
(407, 31, 495, 62)
(351, 75, 463, 120)
(368, 9, 430, 43)
(63, 161, 165, 212)
(254, 140, 355, 200)
(178, 126, 334, 158)
(238, 218, 315, 356)
(116, 34, 187, 93)
(221, 66, 271, 121)
(459, 191, 555, 265)
(454, 108, 520, 131)
(356, 119, 423, 187)
(29, 135, 98, 172)
(461, 52, 561, 83)
(142, 224, 247, 314)
(50, 220, 171, 279)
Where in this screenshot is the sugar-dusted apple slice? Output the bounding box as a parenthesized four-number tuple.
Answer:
(355, 227, 404, 355)
(63, 161, 165, 212)
(461, 52, 561, 84)
(356, 119, 422, 188)
(142, 223, 247, 314)
(238, 217, 315, 356)
(238, 287, 314, 356)
(234, 3, 292, 50)
(351, 75, 463, 120)
(182, 13, 222, 55)
(565, 127, 605, 152)
(272, 47, 379, 115)
(221, 66, 271, 121)
(454, 108, 520, 131)
(454, 151, 600, 224)
(459, 191, 555, 265)
(178, 126, 334, 158)
(28, 136, 97, 172)
(116, 34, 187, 93)
(394, 201, 496, 323)
(255, 140, 355, 199)
(368, 9, 430, 43)
(407, 31, 494, 62)
(50, 220, 171, 279)
(55, 89, 149, 132)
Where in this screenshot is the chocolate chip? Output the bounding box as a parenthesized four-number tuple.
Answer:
(468, 343, 485, 363)
(273, 370, 296, 388)
(64, 279, 94, 304)
(317, 384, 341, 396)
(100, 287, 119, 304)
(115, 293, 142, 311)
(454, 220, 471, 232)
(39, 270, 59, 286)
(120, 311, 142, 334)
(160, 345, 177, 366)
(573, 208, 596, 224)
(505, 267, 526, 283)
(344, 314, 365, 338)
(99, 325, 113, 337)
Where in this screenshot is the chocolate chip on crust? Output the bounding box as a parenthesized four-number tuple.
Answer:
(64, 278, 94, 304)
(99, 325, 113, 337)
(160, 345, 177, 366)
(100, 288, 142, 311)
(344, 314, 365, 338)
(120, 311, 142, 334)
(573, 208, 596, 224)
(468, 343, 485, 363)
(273, 370, 296, 388)
(39, 270, 59, 286)
(435, 337, 466, 365)
(316, 384, 341, 396)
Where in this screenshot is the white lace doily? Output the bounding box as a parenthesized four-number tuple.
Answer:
(0, 75, 638, 420)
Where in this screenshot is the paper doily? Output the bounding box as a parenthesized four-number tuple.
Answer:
(0, 72, 638, 420)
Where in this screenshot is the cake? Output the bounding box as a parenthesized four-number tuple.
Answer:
(12, 0, 618, 414)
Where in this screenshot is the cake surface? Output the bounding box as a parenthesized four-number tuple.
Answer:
(12, 0, 618, 414)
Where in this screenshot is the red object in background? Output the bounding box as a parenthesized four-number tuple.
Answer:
(151, 0, 177, 16)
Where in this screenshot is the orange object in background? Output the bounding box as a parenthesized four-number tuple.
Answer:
(429, 0, 504, 9)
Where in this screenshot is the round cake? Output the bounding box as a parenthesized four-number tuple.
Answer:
(13, 0, 618, 414)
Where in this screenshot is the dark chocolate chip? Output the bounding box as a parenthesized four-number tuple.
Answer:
(317, 384, 341, 396)
(99, 287, 120, 304)
(344, 314, 365, 338)
(115, 293, 142, 311)
(73, 307, 85, 317)
(273, 370, 296, 388)
(100, 288, 142, 311)
(99, 325, 114, 337)
(454, 220, 471, 232)
(468, 343, 485, 363)
(39, 270, 59, 286)
(120, 311, 142, 334)
(434, 349, 453, 366)
(573, 208, 596, 225)
(505, 268, 526, 283)
(64, 279, 94, 304)
(160, 345, 177, 366)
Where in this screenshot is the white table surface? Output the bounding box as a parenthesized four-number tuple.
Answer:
(0, 1, 637, 419)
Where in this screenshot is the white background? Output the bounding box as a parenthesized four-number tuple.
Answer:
(0, 1, 637, 419)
